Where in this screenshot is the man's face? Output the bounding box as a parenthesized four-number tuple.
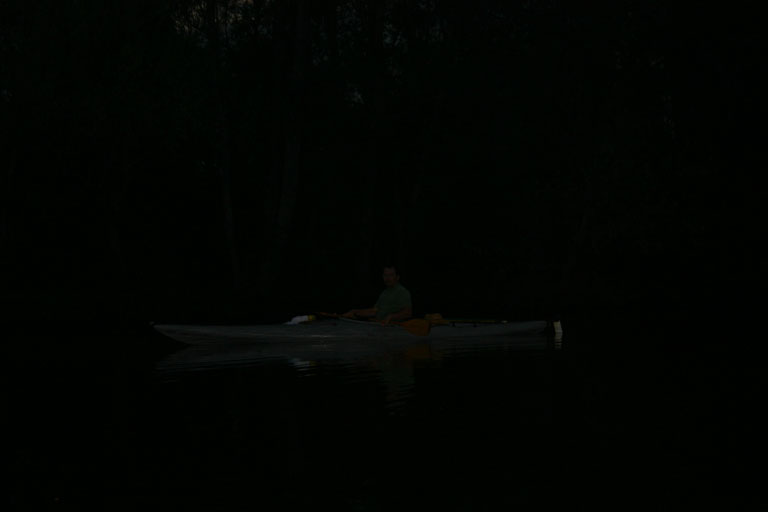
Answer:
(382, 267, 399, 288)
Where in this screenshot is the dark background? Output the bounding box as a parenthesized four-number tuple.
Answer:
(2, 2, 765, 509)
(1, 0, 762, 348)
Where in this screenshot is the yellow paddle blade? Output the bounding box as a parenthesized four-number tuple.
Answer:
(425, 313, 450, 326)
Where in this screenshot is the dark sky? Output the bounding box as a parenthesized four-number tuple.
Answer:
(0, 0, 761, 341)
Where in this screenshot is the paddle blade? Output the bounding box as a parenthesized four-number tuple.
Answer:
(398, 318, 431, 336)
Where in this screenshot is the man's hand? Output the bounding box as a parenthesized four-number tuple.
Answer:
(380, 314, 393, 325)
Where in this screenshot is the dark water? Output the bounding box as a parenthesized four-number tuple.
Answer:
(7, 332, 763, 510)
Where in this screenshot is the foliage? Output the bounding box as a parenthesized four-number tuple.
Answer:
(0, 0, 758, 326)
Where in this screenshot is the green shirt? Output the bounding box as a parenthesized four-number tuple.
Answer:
(375, 283, 412, 321)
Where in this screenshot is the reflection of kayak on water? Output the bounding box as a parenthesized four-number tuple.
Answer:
(153, 317, 556, 345)
(153, 317, 561, 373)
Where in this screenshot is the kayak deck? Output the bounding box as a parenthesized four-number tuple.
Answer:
(153, 318, 551, 345)
(153, 319, 558, 373)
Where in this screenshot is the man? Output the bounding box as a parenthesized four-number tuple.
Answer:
(342, 266, 413, 325)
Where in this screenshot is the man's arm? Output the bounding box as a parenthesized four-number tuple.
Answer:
(342, 307, 377, 319)
(381, 306, 413, 324)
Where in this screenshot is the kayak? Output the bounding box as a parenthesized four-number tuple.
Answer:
(153, 318, 559, 373)
(153, 317, 554, 345)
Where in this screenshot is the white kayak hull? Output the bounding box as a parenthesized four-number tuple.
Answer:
(153, 319, 558, 373)
(153, 319, 551, 345)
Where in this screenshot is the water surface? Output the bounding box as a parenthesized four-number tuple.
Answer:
(9, 330, 756, 510)
(140, 333, 560, 509)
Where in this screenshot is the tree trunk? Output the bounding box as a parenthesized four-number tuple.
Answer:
(0, 158, 14, 283)
(323, 0, 339, 69)
(206, 0, 241, 289)
(355, 0, 386, 286)
(258, 0, 308, 296)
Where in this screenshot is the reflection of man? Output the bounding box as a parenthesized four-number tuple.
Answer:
(342, 266, 413, 325)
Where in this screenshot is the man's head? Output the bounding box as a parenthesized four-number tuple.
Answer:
(382, 266, 400, 288)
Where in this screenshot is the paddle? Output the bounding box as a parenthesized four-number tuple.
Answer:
(316, 312, 431, 337)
